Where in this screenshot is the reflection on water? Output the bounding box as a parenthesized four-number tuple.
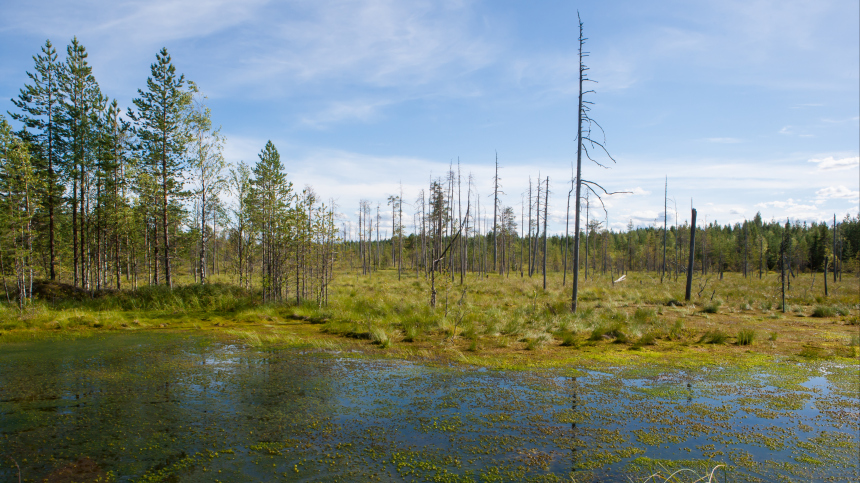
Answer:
(0, 333, 857, 482)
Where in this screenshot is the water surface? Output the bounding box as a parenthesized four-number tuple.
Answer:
(1, 333, 857, 482)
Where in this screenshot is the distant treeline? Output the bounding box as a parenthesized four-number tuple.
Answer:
(339, 209, 860, 280)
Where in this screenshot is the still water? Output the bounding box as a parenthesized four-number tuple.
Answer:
(1, 333, 857, 482)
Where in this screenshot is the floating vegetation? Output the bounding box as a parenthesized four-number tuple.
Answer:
(0, 332, 856, 482)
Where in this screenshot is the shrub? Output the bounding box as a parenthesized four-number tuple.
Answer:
(768, 331, 778, 342)
(736, 328, 756, 346)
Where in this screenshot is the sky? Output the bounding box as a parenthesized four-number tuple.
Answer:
(1, 0, 858, 237)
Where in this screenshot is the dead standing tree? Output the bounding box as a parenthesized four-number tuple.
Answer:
(570, 13, 628, 313)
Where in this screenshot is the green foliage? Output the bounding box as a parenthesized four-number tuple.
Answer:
(736, 328, 756, 346)
(701, 301, 721, 314)
(633, 307, 655, 323)
(699, 330, 728, 344)
(811, 306, 846, 318)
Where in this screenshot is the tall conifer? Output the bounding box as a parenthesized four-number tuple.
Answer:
(129, 48, 191, 288)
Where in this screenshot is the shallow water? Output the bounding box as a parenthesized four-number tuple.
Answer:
(1, 333, 857, 482)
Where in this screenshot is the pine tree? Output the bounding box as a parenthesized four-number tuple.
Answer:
(9, 39, 64, 281)
(59, 37, 101, 289)
(250, 141, 293, 301)
(129, 47, 192, 288)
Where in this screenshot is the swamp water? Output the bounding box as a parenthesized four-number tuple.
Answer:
(0, 333, 857, 482)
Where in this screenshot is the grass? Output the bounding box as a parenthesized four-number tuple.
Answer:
(701, 301, 721, 314)
(0, 269, 857, 366)
(699, 330, 729, 345)
(736, 328, 756, 346)
(811, 305, 849, 317)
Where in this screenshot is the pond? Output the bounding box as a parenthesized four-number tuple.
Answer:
(1, 333, 857, 482)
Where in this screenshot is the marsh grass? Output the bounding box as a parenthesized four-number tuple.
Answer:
(736, 328, 756, 346)
(699, 330, 728, 345)
(701, 301, 721, 314)
(811, 305, 849, 318)
(1, 270, 856, 362)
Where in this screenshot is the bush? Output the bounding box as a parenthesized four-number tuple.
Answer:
(768, 331, 778, 341)
(736, 328, 756, 346)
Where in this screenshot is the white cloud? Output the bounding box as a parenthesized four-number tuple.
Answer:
(808, 156, 859, 171)
(815, 185, 860, 200)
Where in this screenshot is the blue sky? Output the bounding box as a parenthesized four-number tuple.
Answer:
(2, 0, 858, 236)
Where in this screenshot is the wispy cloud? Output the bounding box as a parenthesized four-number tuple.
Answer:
(808, 156, 859, 171)
(300, 99, 393, 128)
(815, 185, 860, 200)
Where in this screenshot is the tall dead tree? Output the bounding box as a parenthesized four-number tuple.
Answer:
(685, 207, 697, 301)
(542, 176, 549, 289)
(661, 176, 667, 283)
(492, 153, 499, 273)
(570, 13, 626, 312)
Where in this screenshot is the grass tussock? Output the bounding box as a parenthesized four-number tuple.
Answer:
(699, 330, 728, 345)
(736, 328, 756, 346)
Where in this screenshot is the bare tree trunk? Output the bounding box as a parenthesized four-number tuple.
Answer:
(493, 153, 499, 273)
(543, 177, 549, 290)
(662, 176, 667, 283)
(684, 207, 697, 301)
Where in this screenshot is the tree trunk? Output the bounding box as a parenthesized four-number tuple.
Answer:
(684, 208, 697, 301)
